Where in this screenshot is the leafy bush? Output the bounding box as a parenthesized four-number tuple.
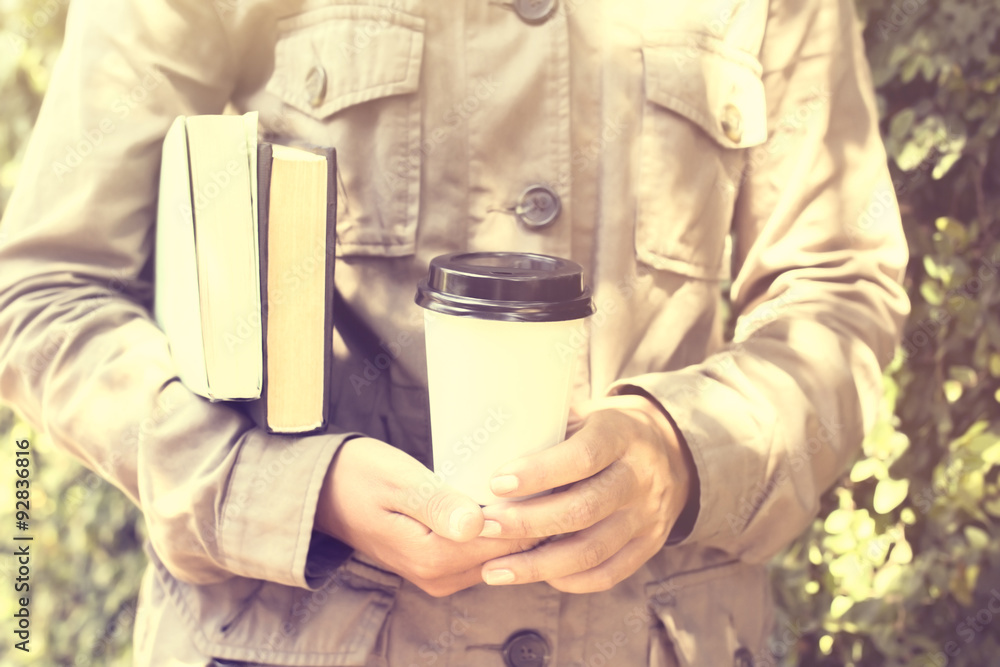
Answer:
(1, 0, 998, 665)
(770, 1, 1000, 665)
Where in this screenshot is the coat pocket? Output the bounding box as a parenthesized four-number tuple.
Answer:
(646, 560, 772, 667)
(266, 2, 425, 258)
(637, 35, 767, 280)
(155, 549, 401, 666)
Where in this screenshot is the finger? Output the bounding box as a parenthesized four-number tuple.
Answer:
(546, 535, 658, 594)
(480, 460, 634, 538)
(411, 567, 487, 598)
(391, 531, 544, 587)
(430, 533, 546, 566)
(489, 411, 630, 498)
(374, 554, 487, 598)
(565, 402, 591, 435)
(381, 447, 484, 542)
(480, 510, 634, 586)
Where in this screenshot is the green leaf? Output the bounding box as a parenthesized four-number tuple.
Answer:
(825, 508, 854, 533)
(950, 420, 991, 450)
(989, 353, 1000, 377)
(873, 478, 910, 514)
(984, 496, 1000, 517)
(830, 595, 854, 619)
(889, 108, 916, 140)
(923, 254, 941, 279)
(920, 280, 945, 306)
(890, 538, 913, 565)
(943, 379, 963, 403)
(948, 365, 978, 386)
(982, 440, 1000, 465)
(964, 526, 990, 550)
(850, 457, 888, 482)
(932, 150, 963, 179)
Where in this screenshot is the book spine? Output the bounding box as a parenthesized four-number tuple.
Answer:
(319, 148, 337, 433)
(250, 142, 274, 431)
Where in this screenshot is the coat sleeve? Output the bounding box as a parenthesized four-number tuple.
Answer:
(0, 0, 354, 588)
(612, 0, 910, 561)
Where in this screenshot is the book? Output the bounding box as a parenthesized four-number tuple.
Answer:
(253, 142, 336, 434)
(154, 112, 262, 401)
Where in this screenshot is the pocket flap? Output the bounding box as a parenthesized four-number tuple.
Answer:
(646, 560, 772, 667)
(151, 548, 401, 666)
(268, 5, 425, 119)
(642, 36, 767, 149)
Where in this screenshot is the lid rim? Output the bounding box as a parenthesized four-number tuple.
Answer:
(415, 251, 594, 322)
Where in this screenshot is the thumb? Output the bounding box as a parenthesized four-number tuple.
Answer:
(389, 454, 484, 542)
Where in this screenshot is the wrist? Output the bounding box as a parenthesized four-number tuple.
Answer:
(315, 441, 351, 543)
(608, 390, 700, 541)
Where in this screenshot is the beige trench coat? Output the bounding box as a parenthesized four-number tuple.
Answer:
(0, 0, 909, 664)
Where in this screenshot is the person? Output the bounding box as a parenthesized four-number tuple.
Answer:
(0, 0, 909, 664)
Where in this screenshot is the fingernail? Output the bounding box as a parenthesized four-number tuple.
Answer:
(484, 569, 516, 585)
(449, 508, 474, 537)
(491, 475, 520, 495)
(480, 520, 502, 538)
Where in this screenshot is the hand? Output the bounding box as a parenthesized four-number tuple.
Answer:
(315, 437, 541, 597)
(477, 394, 694, 594)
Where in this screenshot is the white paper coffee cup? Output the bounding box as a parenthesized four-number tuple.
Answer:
(416, 252, 594, 505)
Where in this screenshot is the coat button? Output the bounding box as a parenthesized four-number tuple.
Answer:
(515, 184, 561, 229)
(306, 64, 327, 108)
(514, 0, 558, 23)
(502, 630, 550, 667)
(733, 647, 754, 667)
(720, 103, 743, 144)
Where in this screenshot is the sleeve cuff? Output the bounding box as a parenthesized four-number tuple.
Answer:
(218, 428, 361, 589)
(608, 366, 773, 549)
(608, 383, 700, 545)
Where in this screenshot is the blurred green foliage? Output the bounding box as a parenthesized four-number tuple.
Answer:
(0, 0, 998, 665)
(1, 4, 146, 666)
(771, 1, 1000, 666)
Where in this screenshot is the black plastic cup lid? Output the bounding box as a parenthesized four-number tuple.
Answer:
(415, 252, 594, 322)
